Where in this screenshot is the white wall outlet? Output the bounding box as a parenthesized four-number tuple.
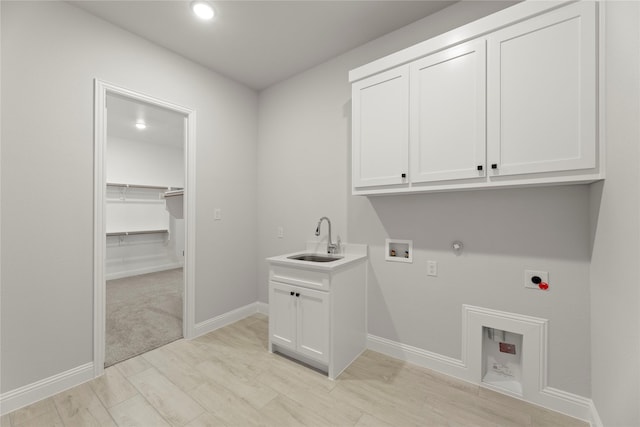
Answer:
(524, 270, 549, 290)
(214, 208, 222, 220)
(427, 260, 438, 277)
(277, 226, 284, 238)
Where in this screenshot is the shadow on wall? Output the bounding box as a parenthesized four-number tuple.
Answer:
(344, 100, 353, 210)
(356, 185, 592, 262)
(588, 180, 603, 256)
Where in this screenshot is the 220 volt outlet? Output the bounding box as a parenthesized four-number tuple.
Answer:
(524, 270, 549, 291)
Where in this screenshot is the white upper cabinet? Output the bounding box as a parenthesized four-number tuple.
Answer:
(486, 1, 597, 178)
(410, 40, 486, 184)
(352, 65, 409, 188)
(349, 1, 602, 196)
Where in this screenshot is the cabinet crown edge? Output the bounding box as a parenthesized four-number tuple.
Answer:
(349, 0, 587, 83)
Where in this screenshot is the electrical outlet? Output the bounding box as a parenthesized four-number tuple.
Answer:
(427, 260, 438, 277)
(524, 270, 549, 290)
(277, 226, 284, 238)
(214, 208, 222, 220)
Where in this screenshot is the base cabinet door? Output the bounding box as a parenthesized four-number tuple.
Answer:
(269, 281, 329, 364)
(269, 282, 297, 351)
(487, 1, 597, 177)
(296, 288, 329, 364)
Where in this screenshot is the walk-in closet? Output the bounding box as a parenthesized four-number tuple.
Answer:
(104, 94, 185, 367)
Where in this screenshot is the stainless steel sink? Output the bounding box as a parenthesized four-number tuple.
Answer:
(287, 253, 343, 262)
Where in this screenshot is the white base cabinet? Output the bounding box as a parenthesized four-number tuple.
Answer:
(269, 281, 330, 364)
(267, 254, 367, 379)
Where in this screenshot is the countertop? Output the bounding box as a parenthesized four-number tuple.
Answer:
(266, 241, 367, 271)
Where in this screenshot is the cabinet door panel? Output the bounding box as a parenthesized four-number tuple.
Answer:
(487, 2, 596, 176)
(410, 40, 486, 183)
(296, 288, 329, 364)
(269, 282, 296, 351)
(352, 65, 409, 188)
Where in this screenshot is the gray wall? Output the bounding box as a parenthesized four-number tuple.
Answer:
(1, 1, 259, 392)
(257, 0, 594, 398)
(589, 2, 640, 425)
(2, 0, 638, 423)
(351, 187, 591, 397)
(257, 0, 516, 300)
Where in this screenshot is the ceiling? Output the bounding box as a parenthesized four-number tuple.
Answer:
(107, 94, 185, 148)
(70, 0, 456, 90)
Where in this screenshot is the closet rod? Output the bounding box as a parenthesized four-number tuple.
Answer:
(106, 229, 168, 237)
(163, 190, 184, 198)
(107, 182, 171, 190)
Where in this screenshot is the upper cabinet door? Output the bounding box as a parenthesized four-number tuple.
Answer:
(352, 65, 409, 188)
(487, 2, 597, 177)
(410, 40, 487, 184)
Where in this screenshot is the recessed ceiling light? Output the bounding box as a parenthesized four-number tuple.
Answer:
(191, 1, 215, 20)
(135, 121, 147, 130)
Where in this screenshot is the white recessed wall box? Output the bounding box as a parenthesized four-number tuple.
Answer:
(385, 238, 413, 263)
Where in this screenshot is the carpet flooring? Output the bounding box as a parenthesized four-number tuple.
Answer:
(105, 268, 183, 367)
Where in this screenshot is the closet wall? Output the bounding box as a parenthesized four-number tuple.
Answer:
(106, 133, 185, 279)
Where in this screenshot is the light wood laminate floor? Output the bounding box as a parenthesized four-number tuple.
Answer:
(2, 314, 587, 427)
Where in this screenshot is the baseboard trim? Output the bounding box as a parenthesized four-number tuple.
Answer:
(587, 398, 603, 427)
(367, 333, 597, 425)
(256, 301, 268, 315)
(2, 304, 602, 426)
(192, 302, 260, 338)
(367, 334, 468, 381)
(0, 362, 94, 416)
(105, 262, 183, 280)
(537, 386, 596, 423)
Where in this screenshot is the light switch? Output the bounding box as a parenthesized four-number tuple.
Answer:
(427, 260, 438, 277)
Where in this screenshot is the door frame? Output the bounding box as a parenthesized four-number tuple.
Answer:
(93, 79, 197, 377)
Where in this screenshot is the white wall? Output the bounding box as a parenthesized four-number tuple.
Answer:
(257, 0, 516, 301)
(353, 187, 591, 396)
(257, 0, 594, 399)
(107, 137, 184, 188)
(1, 0, 258, 393)
(589, 2, 640, 425)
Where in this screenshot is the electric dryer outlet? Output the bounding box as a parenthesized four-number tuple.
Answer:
(524, 270, 549, 290)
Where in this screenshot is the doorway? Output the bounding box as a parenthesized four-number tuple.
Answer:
(94, 80, 196, 375)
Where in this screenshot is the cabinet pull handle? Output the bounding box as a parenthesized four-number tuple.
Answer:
(401, 173, 406, 178)
(290, 291, 294, 296)
(491, 164, 498, 169)
(477, 165, 483, 171)
(295, 293, 300, 297)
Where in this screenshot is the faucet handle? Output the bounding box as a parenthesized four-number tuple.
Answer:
(336, 235, 342, 253)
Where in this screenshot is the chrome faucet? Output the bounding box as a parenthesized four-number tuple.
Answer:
(315, 216, 339, 254)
